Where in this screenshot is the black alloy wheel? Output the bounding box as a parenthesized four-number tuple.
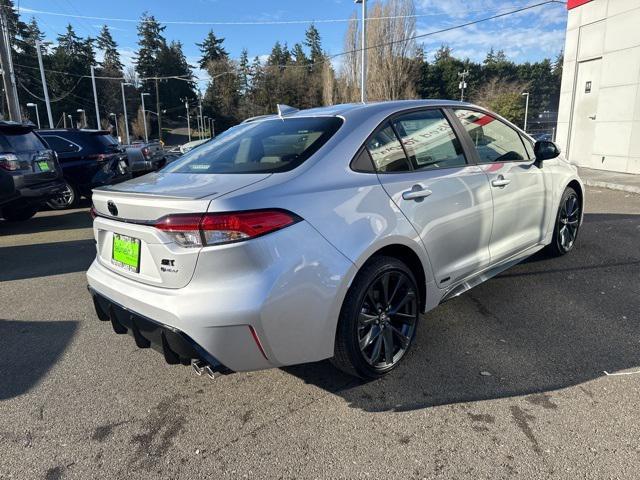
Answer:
(333, 256, 419, 378)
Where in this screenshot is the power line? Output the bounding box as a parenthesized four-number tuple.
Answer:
(11, 2, 562, 26)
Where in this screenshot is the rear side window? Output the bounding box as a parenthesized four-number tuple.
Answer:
(0, 130, 46, 152)
(42, 135, 80, 153)
(164, 117, 342, 174)
(391, 110, 466, 170)
(454, 109, 528, 163)
(366, 124, 411, 173)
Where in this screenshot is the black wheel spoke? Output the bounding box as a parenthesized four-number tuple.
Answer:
(359, 311, 377, 326)
(389, 324, 410, 349)
(387, 275, 405, 306)
(382, 327, 394, 365)
(359, 326, 380, 350)
(391, 311, 416, 324)
(380, 273, 390, 304)
(389, 291, 415, 315)
(368, 335, 383, 364)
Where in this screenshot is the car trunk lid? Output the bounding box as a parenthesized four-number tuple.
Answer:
(91, 172, 271, 288)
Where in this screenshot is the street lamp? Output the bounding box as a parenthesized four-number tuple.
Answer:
(67, 114, 73, 128)
(354, 0, 367, 103)
(141, 92, 151, 143)
(109, 113, 119, 140)
(76, 109, 86, 128)
(522, 92, 530, 132)
(121, 82, 134, 145)
(204, 116, 209, 138)
(26, 103, 40, 129)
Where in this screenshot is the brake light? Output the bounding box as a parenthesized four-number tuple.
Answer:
(89, 205, 98, 219)
(87, 153, 108, 161)
(153, 210, 301, 247)
(0, 153, 20, 171)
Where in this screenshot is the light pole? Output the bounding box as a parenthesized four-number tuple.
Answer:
(458, 70, 469, 101)
(141, 92, 150, 142)
(109, 113, 118, 140)
(26, 102, 41, 128)
(67, 114, 73, 128)
(354, 0, 367, 103)
(76, 109, 86, 128)
(120, 82, 133, 145)
(184, 99, 191, 142)
(522, 92, 530, 132)
(204, 116, 209, 138)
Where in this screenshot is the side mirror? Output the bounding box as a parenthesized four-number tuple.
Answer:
(534, 140, 561, 161)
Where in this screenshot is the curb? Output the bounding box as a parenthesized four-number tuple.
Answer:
(582, 179, 640, 194)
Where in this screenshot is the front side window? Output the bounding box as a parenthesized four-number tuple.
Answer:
(391, 110, 466, 170)
(366, 124, 410, 173)
(164, 117, 342, 174)
(454, 109, 528, 163)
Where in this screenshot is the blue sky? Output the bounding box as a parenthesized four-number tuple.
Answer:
(18, 0, 568, 88)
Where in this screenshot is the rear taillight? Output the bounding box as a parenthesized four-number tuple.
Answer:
(87, 153, 108, 161)
(89, 205, 98, 219)
(0, 153, 20, 171)
(154, 209, 301, 247)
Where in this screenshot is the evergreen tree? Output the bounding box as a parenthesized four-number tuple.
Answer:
(97, 25, 124, 71)
(197, 30, 228, 69)
(304, 24, 323, 66)
(135, 12, 166, 83)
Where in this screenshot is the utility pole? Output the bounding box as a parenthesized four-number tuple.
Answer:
(121, 82, 131, 145)
(355, 0, 367, 103)
(34, 40, 54, 128)
(522, 92, 530, 132)
(90, 65, 101, 128)
(154, 78, 162, 143)
(198, 94, 204, 140)
(63, 112, 67, 128)
(141, 92, 150, 143)
(0, 10, 21, 121)
(184, 99, 191, 142)
(458, 70, 469, 102)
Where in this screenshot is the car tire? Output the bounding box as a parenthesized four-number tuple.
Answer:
(546, 186, 581, 257)
(1, 204, 38, 221)
(46, 180, 79, 210)
(332, 256, 419, 379)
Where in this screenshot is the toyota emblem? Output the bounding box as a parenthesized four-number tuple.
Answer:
(107, 200, 118, 217)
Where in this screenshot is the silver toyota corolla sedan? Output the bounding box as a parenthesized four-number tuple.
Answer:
(87, 100, 584, 379)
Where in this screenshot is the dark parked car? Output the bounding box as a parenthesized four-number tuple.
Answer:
(125, 140, 167, 176)
(39, 129, 131, 209)
(0, 121, 64, 221)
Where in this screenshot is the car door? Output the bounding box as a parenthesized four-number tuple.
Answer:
(370, 108, 493, 289)
(452, 109, 548, 263)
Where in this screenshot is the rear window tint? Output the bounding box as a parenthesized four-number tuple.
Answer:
(0, 131, 46, 152)
(164, 117, 343, 174)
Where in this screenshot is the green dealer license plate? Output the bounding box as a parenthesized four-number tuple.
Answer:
(112, 234, 141, 273)
(37, 161, 50, 172)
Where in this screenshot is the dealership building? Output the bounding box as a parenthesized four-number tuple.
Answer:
(556, 0, 640, 174)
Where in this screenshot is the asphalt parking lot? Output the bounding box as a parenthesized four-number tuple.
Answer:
(1, 187, 639, 480)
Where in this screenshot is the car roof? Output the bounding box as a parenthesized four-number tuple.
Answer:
(38, 129, 110, 135)
(245, 100, 477, 123)
(0, 120, 36, 132)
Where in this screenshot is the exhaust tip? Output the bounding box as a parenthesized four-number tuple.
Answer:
(191, 359, 205, 376)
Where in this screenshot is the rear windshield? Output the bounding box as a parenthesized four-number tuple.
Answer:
(0, 130, 46, 152)
(164, 117, 343, 174)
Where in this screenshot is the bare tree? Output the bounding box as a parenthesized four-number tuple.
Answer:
(473, 78, 530, 124)
(339, 0, 418, 102)
(322, 61, 336, 106)
(131, 106, 149, 140)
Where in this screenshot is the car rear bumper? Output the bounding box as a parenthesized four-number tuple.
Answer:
(86, 220, 357, 372)
(2, 178, 66, 207)
(89, 286, 231, 373)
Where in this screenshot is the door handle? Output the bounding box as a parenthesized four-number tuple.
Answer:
(402, 185, 432, 201)
(588, 114, 596, 120)
(491, 176, 511, 188)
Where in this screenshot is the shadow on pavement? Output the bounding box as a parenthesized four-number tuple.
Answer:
(0, 319, 78, 400)
(0, 209, 92, 236)
(286, 212, 640, 411)
(0, 239, 96, 282)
